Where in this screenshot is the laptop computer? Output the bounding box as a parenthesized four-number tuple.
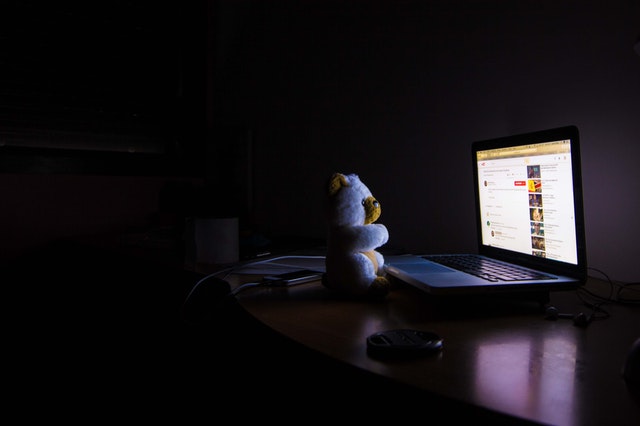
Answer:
(384, 125, 587, 297)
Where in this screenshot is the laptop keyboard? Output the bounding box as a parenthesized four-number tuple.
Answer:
(422, 254, 555, 282)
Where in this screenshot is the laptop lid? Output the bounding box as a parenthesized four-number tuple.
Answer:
(472, 125, 587, 281)
(384, 125, 587, 295)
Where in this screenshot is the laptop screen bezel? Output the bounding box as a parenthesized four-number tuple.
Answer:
(471, 125, 587, 280)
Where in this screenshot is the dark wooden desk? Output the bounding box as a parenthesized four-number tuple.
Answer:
(234, 277, 640, 425)
(11, 240, 636, 423)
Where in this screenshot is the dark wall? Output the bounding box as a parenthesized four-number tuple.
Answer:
(211, 0, 640, 282)
(0, 1, 207, 170)
(1, 1, 639, 284)
(0, 2, 209, 263)
(0, 174, 204, 264)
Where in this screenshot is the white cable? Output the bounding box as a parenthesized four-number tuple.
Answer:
(229, 281, 262, 296)
(182, 255, 326, 305)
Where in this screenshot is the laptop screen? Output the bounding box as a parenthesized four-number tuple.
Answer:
(472, 126, 586, 276)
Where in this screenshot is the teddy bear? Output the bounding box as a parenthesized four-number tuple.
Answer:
(322, 172, 391, 299)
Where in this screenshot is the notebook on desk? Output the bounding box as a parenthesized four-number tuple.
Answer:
(384, 125, 588, 296)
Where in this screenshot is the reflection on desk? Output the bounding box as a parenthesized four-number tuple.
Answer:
(233, 276, 640, 426)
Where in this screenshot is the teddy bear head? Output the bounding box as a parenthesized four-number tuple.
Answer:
(326, 172, 381, 226)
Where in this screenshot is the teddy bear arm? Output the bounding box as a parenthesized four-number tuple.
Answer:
(373, 223, 389, 245)
(331, 225, 387, 252)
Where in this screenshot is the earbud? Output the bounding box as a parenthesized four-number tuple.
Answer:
(544, 306, 593, 327)
(572, 312, 593, 328)
(545, 306, 572, 320)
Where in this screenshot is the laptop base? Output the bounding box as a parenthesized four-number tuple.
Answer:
(390, 276, 552, 310)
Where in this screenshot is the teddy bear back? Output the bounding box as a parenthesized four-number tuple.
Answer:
(323, 172, 391, 298)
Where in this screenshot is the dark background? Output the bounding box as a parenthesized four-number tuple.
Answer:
(1, 0, 639, 284)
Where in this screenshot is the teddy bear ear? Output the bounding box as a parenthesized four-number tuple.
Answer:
(328, 173, 349, 196)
